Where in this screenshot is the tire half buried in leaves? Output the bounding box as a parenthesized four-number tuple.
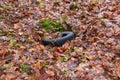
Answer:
(43, 31, 75, 46)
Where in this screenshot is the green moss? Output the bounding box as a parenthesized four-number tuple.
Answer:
(74, 47, 79, 51)
(1, 4, 13, 10)
(3, 63, 11, 68)
(1, 29, 9, 36)
(26, 38, 34, 43)
(15, 44, 20, 47)
(45, 64, 49, 68)
(61, 55, 71, 62)
(40, 19, 63, 31)
(53, 2, 60, 7)
(38, 2, 45, 7)
(10, 39, 17, 46)
(65, 49, 72, 53)
(70, 3, 77, 10)
(20, 64, 29, 71)
(61, 15, 67, 21)
(99, 18, 106, 27)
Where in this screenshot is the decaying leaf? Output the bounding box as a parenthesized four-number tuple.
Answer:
(36, 60, 44, 69)
(54, 43, 69, 53)
(115, 58, 120, 78)
(38, 44, 45, 51)
(0, 0, 119, 79)
(46, 70, 54, 76)
(0, 46, 8, 58)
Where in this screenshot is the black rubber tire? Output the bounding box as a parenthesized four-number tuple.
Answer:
(42, 31, 75, 46)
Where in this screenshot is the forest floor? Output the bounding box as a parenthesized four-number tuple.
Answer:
(0, 0, 120, 80)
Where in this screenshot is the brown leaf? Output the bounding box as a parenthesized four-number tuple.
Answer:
(5, 74, 16, 80)
(0, 46, 7, 58)
(62, 42, 69, 51)
(9, 19, 19, 24)
(14, 22, 24, 29)
(74, 65, 83, 71)
(19, 44, 26, 50)
(39, 44, 45, 51)
(36, 60, 43, 69)
(28, 48, 36, 52)
(115, 58, 120, 78)
(54, 43, 69, 53)
(54, 47, 63, 53)
(46, 70, 54, 76)
(103, 13, 110, 18)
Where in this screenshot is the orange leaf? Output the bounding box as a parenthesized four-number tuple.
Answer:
(62, 42, 69, 51)
(39, 44, 45, 51)
(46, 70, 54, 76)
(0, 46, 7, 58)
(56, 47, 63, 53)
(36, 61, 43, 69)
(19, 44, 26, 50)
(115, 58, 120, 78)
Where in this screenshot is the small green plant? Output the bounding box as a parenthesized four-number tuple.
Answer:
(1, 29, 9, 36)
(1, 4, 13, 10)
(38, 2, 45, 7)
(0, 17, 3, 21)
(41, 19, 63, 31)
(10, 39, 21, 47)
(61, 55, 71, 62)
(26, 38, 35, 43)
(10, 39, 17, 46)
(65, 49, 72, 53)
(70, 3, 78, 10)
(74, 47, 79, 51)
(99, 18, 106, 27)
(45, 64, 50, 68)
(3, 63, 11, 68)
(53, 2, 60, 7)
(79, 53, 90, 61)
(20, 64, 29, 71)
(61, 15, 67, 23)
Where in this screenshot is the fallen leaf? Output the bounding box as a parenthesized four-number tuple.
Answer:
(39, 44, 45, 51)
(0, 46, 7, 58)
(36, 60, 43, 69)
(46, 70, 54, 76)
(54, 43, 69, 53)
(115, 58, 120, 78)
(19, 44, 26, 50)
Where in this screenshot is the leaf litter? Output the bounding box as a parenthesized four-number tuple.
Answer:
(0, 0, 120, 80)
